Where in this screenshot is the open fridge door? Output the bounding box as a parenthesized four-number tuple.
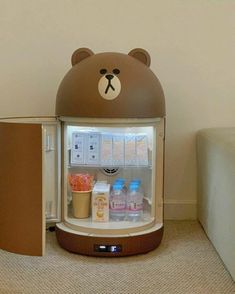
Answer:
(0, 117, 61, 256)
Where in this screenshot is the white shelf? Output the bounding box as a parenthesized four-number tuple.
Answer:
(68, 164, 152, 169)
(68, 216, 152, 229)
(64, 211, 154, 235)
(57, 222, 163, 238)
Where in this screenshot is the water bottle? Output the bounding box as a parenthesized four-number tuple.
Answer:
(109, 183, 126, 221)
(115, 178, 125, 184)
(131, 178, 141, 186)
(114, 178, 127, 192)
(127, 183, 143, 221)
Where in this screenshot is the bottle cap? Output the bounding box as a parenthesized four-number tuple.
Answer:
(114, 178, 125, 184)
(129, 183, 139, 191)
(113, 183, 122, 190)
(131, 178, 141, 184)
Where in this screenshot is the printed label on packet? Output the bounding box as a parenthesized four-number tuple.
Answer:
(112, 134, 124, 166)
(93, 194, 108, 221)
(71, 132, 85, 165)
(100, 134, 113, 166)
(136, 134, 148, 166)
(86, 133, 100, 165)
(125, 134, 136, 166)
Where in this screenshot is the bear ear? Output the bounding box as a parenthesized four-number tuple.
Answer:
(71, 48, 94, 66)
(128, 48, 151, 67)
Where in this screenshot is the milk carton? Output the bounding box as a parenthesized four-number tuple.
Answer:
(92, 182, 110, 222)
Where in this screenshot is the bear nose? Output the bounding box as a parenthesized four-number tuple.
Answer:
(105, 74, 114, 80)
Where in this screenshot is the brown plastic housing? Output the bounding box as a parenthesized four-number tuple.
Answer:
(56, 225, 163, 257)
(56, 49, 165, 118)
(55, 48, 165, 256)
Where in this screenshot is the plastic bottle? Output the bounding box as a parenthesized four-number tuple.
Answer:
(131, 178, 141, 185)
(114, 178, 127, 192)
(115, 178, 125, 184)
(126, 183, 143, 221)
(130, 179, 143, 196)
(109, 183, 126, 221)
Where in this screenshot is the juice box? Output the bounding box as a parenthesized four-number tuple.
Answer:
(92, 183, 110, 222)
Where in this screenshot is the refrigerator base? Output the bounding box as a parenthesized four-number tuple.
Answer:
(55, 223, 163, 257)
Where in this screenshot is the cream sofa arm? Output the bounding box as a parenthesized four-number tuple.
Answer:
(197, 128, 235, 281)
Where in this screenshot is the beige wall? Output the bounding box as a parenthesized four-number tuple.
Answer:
(0, 0, 235, 219)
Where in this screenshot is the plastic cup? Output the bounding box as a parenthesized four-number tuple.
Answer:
(72, 190, 91, 218)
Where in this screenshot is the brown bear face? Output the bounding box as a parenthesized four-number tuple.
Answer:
(98, 67, 121, 100)
(56, 48, 165, 118)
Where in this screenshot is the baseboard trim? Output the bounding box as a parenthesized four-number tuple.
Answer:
(164, 199, 197, 220)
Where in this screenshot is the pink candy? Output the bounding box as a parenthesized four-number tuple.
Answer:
(68, 173, 93, 192)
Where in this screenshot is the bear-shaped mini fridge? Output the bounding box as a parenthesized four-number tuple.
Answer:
(0, 48, 165, 256)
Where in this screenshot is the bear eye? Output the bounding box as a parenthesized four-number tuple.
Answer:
(113, 68, 120, 75)
(100, 69, 107, 75)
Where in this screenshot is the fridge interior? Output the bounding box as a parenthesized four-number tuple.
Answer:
(63, 122, 160, 234)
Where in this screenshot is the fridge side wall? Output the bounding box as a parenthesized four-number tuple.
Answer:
(155, 118, 164, 223)
(42, 123, 61, 223)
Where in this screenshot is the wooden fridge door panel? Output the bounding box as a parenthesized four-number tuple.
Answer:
(0, 122, 44, 256)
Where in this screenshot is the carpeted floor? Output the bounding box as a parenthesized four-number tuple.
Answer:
(0, 221, 234, 294)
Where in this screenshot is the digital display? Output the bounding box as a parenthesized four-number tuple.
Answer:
(94, 244, 122, 253)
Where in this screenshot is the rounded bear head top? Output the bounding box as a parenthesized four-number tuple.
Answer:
(56, 48, 165, 118)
